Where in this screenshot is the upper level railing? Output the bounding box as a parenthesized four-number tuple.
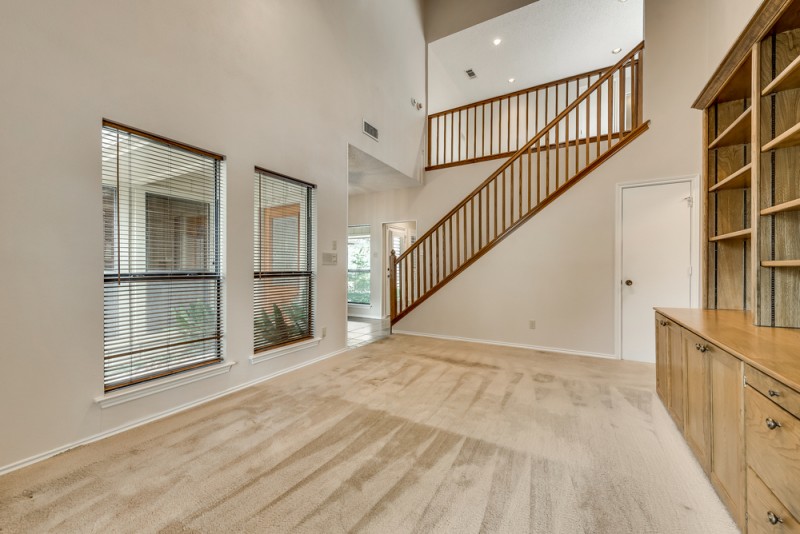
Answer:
(426, 66, 619, 170)
(392, 42, 647, 323)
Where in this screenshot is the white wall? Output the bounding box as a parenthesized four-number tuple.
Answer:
(0, 0, 425, 471)
(387, 0, 760, 355)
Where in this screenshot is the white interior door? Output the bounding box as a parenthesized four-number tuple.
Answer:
(621, 181, 693, 362)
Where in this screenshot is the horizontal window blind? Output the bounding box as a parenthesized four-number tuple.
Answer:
(102, 121, 224, 391)
(254, 168, 316, 352)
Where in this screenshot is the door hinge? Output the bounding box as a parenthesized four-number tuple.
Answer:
(684, 196, 694, 208)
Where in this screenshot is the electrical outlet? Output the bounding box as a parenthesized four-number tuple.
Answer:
(332, 241, 337, 251)
(528, 320, 536, 330)
(321, 326, 327, 338)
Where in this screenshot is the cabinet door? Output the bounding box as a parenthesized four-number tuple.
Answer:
(655, 315, 670, 404)
(683, 330, 711, 472)
(667, 322, 685, 429)
(710, 348, 745, 529)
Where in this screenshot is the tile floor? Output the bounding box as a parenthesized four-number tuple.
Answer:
(346, 316, 390, 348)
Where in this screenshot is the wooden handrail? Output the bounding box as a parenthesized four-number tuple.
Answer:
(391, 42, 647, 324)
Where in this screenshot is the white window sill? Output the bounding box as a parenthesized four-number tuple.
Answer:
(95, 361, 237, 409)
(250, 337, 321, 365)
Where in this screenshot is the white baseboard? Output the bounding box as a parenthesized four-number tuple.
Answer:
(0, 346, 350, 477)
(391, 330, 618, 361)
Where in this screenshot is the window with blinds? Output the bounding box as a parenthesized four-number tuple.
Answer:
(102, 120, 224, 391)
(253, 168, 316, 353)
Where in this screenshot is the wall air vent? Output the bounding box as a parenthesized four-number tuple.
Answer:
(465, 68, 477, 79)
(363, 120, 379, 141)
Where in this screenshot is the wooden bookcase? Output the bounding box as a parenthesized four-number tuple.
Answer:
(700, 0, 800, 328)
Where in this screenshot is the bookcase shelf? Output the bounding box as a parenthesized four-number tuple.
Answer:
(708, 107, 752, 149)
(709, 228, 752, 242)
(761, 120, 800, 152)
(761, 197, 800, 215)
(762, 53, 800, 95)
(761, 260, 800, 268)
(709, 163, 752, 192)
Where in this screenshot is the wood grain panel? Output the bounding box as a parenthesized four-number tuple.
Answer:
(682, 330, 711, 472)
(746, 386, 800, 520)
(747, 467, 800, 534)
(710, 349, 745, 529)
(668, 322, 685, 430)
(747, 364, 800, 419)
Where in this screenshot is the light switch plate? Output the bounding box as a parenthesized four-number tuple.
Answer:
(322, 252, 338, 265)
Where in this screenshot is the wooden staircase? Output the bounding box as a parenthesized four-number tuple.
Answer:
(390, 42, 649, 324)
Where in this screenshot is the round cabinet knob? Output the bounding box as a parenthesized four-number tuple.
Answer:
(765, 418, 782, 430)
(625, 280, 633, 286)
(767, 511, 783, 525)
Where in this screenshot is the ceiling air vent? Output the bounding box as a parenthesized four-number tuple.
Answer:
(363, 120, 379, 141)
(465, 68, 477, 79)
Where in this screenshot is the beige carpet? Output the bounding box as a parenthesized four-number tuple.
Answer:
(0, 335, 737, 533)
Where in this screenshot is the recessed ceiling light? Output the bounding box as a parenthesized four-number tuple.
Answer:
(493, 38, 502, 46)
(618, 0, 628, 3)
(612, 47, 622, 54)
(508, 78, 515, 83)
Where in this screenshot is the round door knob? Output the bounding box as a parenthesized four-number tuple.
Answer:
(625, 280, 633, 286)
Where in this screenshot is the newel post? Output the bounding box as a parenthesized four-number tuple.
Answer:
(389, 249, 397, 320)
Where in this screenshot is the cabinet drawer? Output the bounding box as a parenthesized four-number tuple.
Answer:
(746, 387, 800, 520)
(747, 365, 800, 420)
(747, 467, 800, 534)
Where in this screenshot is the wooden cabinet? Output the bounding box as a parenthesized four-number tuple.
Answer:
(655, 308, 800, 534)
(745, 366, 800, 528)
(682, 330, 712, 472)
(655, 313, 685, 430)
(710, 348, 746, 528)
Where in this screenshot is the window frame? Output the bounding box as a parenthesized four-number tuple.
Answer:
(102, 119, 225, 392)
(253, 166, 317, 354)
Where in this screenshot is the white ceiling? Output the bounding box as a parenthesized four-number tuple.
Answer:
(428, 0, 644, 113)
(348, 145, 420, 196)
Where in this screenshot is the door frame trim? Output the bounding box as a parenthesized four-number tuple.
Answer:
(614, 175, 700, 360)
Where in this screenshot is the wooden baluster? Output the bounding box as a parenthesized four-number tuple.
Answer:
(490, 102, 494, 156)
(455, 209, 460, 268)
(528, 147, 532, 212)
(555, 119, 560, 190)
(450, 113, 454, 164)
(389, 250, 397, 318)
(537, 140, 542, 204)
(462, 204, 467, 262)
(435, 228, 440, 286)
(619, 66, 625, 138)
(596, 76, 602, 156)
(586, 76, 590, 169)
(494, 177, 499, 240)
(465, 109, 469, 161)
(448, 216, 453, 275)
(405, 256, 410, 309)
(518, 158, 523, 221)
(636, 52, 644, 127)
(481, 104, 486, 157)
(565, 102, 570, 182)
(575, 80, 580, 176)
(516, 94, 521, 151)
(545, 130, 550, 197)
(427, 117, 432, 168)
(458, 110, 462, 162)
(607, 75, 613, 149)
(438, 116, 443, 166)
(501, 170, 506, 232)
(526, 92, 530, 148)
(479, 188, 484, 250)
(535, 89, 539, 140)
(471, 198, 475, 257)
